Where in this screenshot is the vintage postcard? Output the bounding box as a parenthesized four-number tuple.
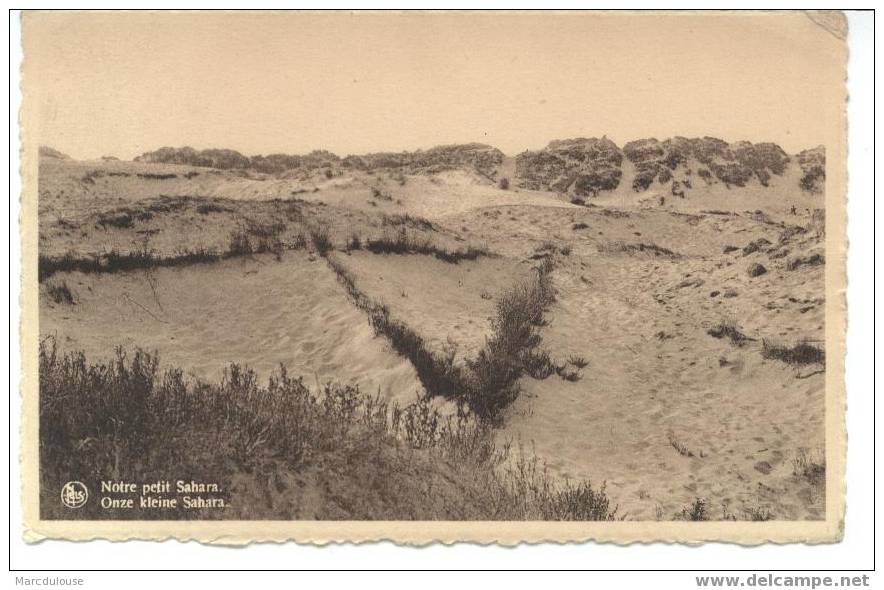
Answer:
(18, 10, 847, 544)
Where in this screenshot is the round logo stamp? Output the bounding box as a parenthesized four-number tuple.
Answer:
(60, 481, 88, 509)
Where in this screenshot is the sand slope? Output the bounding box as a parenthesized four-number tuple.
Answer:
(41, 251, 423, 405)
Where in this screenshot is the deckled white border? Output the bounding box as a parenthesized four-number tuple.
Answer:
(11, 5, 871, 567)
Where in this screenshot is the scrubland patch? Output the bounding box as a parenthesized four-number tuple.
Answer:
(39, 341, 616, 521)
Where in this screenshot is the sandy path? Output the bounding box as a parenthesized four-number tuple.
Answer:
(501, 246, 825, 521)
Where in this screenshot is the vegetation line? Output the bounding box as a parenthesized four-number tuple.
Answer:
(324, 252, 558, 423)
(324, 255, 467, 401)
(39, 340, 617, 521)
(39, 249, 222, 282)
(361, 227, 492, 264)
(38, 229, 303, 282)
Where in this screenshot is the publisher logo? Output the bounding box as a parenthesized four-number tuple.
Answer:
(60, 481, 88, 508)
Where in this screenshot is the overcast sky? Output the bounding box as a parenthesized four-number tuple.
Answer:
(23, 11, 844, 160)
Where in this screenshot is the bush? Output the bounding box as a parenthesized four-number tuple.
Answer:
(555, 365, 582, 382)
(747, 263, 767, 277)
(800, 165, 825, 193)
(347, 233, 362, 251)
(309, 224, 333, 255)
(761, 339, 824, 366)
(573, 168, 622, 196)
(292, 232, 308, 250)
(711, 162, 752, 188)
(521, 349, 558, 379)
(137, 172, 178, 180)
(46, 281, 75, 305)
(632, 168, 656, 192)
(38, 341, 618, 520)
(742, 238, 772, 256)
(381, 213, 435, 231)
(598, 241, 679, 258)
(756, 169, 771, 187)
(680, 498, 709, 521)
(792, 448, 825, 488)
(37, 254, 96, 282)
(707, 320, 749, 346)
(81, 170, 105, 185)
(196, 203, 230, 215)
(97, 211, 135, 229)
(370, 187, 392, 201)
(465, 261, 556, 422)
(228, 230, 253, 256)
(364, 228, 490, 264)
(786, 253, 824, 270)
(567, 355, 588, 369)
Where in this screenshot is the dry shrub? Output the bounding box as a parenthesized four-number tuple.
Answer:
(309, 224, 333, 255)
(465, 260, 556, 422)
(707, 320, 749, 347)
(786, 253, 825, 271)
(228, 230, 253, 256)
(792, 448, 826, 488)
(679, 498, 709, 521)
(761, 339, 825, 366)
(46, 281, 75, 305)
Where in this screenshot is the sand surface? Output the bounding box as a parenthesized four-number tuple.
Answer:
(41, 251, 423, 406)
(38, 155, 826, 520)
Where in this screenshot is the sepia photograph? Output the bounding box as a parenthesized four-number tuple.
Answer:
(15, 9, 856, 550)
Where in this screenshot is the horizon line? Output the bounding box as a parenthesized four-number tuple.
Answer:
(41, 135, 827, 163)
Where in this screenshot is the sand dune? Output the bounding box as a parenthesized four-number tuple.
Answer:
(37, 152, 826, 520)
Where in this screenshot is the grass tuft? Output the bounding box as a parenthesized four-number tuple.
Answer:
(679, 498, 709, 521)
(792, 448, 826, 488)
